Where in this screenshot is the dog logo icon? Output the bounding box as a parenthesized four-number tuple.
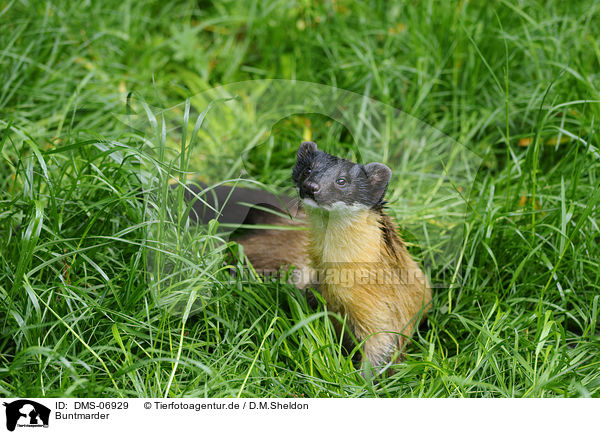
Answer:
(3, 400, 50, 431)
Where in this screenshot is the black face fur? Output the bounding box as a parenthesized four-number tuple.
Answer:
(292, 141, 392, 211)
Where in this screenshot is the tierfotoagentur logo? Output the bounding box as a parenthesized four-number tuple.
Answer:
(2, 400, 50, 432)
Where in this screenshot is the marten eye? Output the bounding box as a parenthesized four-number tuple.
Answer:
(336, 177, 347, 186)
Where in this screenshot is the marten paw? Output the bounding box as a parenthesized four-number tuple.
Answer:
(359, 333, 404, 375)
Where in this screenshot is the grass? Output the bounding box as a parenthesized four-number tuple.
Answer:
(1, 0, 599, 397)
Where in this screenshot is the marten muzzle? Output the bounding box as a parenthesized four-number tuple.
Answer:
(300, 180, 320, 199)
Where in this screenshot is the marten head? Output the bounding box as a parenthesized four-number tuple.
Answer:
(292, 141, 392, 211)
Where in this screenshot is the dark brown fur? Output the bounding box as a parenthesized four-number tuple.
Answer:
(235, 212, 312, 288)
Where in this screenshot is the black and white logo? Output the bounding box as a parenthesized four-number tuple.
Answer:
(3, 400, 50, 432)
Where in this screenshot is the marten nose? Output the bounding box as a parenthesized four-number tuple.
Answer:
(302, 181, 320, 197)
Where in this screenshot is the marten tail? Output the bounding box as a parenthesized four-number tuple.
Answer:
(178, 182, 301, 227)
(177, 182, 309, 283)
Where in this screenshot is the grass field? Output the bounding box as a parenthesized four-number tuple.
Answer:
(1, 0, 599, 397)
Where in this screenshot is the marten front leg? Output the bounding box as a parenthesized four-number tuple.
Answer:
(359, 332, 406, 372)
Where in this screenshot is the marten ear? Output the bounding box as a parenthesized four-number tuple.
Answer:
(364, 162, 392, 198)
(297, 141, 318, 162)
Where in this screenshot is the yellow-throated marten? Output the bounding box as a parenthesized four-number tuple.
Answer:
(289, 141, 431, 367)
(188, 142, 432, 368)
